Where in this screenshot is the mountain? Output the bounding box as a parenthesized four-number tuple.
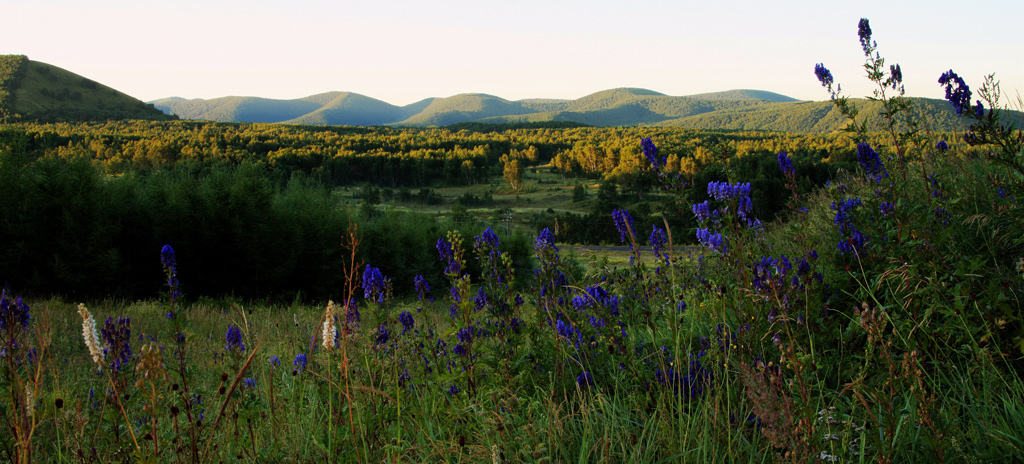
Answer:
(654, 98, 973, 133)
(284, 92, 411, 126)
(394, 93, 537, 126)
(0, 55, 172, 123)
(148, 85, 990, 132)
(150, 96, 321, 123)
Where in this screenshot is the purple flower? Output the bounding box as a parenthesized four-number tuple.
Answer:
(691, 201, 712, 223)
(226, 324, 245, 353)
(696, 228, 726, 254)
(641, 137, 661, 169)
(160, 245, 176, 270)
(814, 63, 834, 89)
(857, 18, 873, 55)
(293, 353, 307, 373)
(879, 201, 895, 217)
(374, 324, 390, 347)
(0, 290, 31, 331)
(889, 64, 902, 89)
(414, 275, 432, 302)
(935, 140, 948, 152)
(534, 228, 558, 252)
(243, 378, 256, 390)
(100, 316, 132, 373)
(269, 355, 280, 367)
(975, 100, 985, 118)
(777, 152, 794, 175)
(474, 227, 500, 251)
(362, 266, 388, 303)
(649, 225, 668, 259)
(856, 143, 886, 178)
(612, 209, 635, 243)
(399, 311, 414, 335)
(576, 371, 594, 386)
(939, 70, 972, 116)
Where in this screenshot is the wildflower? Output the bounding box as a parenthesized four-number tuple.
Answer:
(374, 324, 390, 347)
(777, 152, 794, 175)
(691, 201, 712, 223)
(414, 275, 432, 302)
(160, 244, 176, 269)
(78, 303, 104, 370)
(879, 201, 895, 217)
(576, 371, 593, 386)
(857, 18, 873, 55)
(938, 70, 972, 116)
(269, 355, 280, 368)
(293, 353, 307, 373)
(100, 316, 133, 373)
(814, 63, 833, 89)
(935, 140, 948, 151)
(649, 225, 669, 261)
(856, 143, 886, 178)
(696, 228, 727, 254)
(160, 245, 182, 305)
(475, 227, 500, 251)
(641, 137, 661, 169)
(889, 64, 902, 89)
(534, 227, 558, 252)
(225, 324, 245, 354)
(345, 299, 360, 326)
(362, 266, 388, 303)
(611, 209, 634, 243)
(399, 311, 415, 335)
(321, 301, 336, 351)
(134, 342, 168, 388)
(243, 378, 256, 390)
(975, 100, 985, 118)
(0, 290, 31, 331)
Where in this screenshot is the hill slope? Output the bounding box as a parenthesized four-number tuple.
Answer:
(284, 92, 407, 126)
(654, 98, 976, 133)
(0, 55, 171, 122)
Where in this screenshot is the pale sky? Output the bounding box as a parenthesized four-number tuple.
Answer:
(3, 0, 1022, 106)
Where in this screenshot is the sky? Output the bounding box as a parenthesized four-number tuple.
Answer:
(3, 0, 1023, 106)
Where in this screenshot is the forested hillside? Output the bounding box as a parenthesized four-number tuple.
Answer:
(0, 55, 173, 123)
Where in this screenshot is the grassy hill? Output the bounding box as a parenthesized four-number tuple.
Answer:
(151, 96, 321, 123)
(141, 82, 1019, 132)
(0, 55, 171, 122)
(284, 92, 408, 126)
(394, 93, 537, 125)
(654, 97, 981, 133)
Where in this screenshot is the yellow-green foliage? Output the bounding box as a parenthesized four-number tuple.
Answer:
(0, 54, 28, 122)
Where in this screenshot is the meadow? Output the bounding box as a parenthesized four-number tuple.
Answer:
(2, 19, 1024, 463)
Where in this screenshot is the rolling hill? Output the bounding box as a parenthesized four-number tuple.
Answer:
(2, 55, 1002, 132)
(152, 86, 984, 133)
(0, 55, 172, 123)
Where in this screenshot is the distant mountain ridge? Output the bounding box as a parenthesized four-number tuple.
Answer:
(152, 87, 989, 133)
(151, 87, 822, 128)
(0, 55, 996, 132)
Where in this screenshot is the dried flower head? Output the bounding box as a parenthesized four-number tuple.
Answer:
(77, 303, 104, 370)
(321, 300, 337, 351)
(134, 342, 168, 388)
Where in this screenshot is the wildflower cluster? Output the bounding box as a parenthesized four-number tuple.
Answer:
(160, 245, 182, 309)
(0, 289, 31, 335)
(100, 316, 133, 373)
(362, 265, 390, 303)
(225, 324, 245, 354)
